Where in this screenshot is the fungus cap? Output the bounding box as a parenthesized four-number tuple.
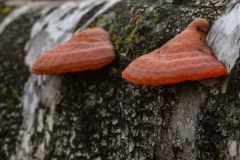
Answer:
(122, 18, 228, 86)
(31, 28, 115, 74)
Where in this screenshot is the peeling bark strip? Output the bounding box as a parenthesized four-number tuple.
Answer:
(207, 0, 240, 93)
(2, 0, 240, 160)
(207, 0, 240, 72)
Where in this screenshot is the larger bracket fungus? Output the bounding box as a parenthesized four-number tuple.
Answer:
(31, 28, 115, 74)
(122, 18, 228, 86)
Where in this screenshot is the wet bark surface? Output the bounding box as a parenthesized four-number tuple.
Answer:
(1, 0, 239, 160)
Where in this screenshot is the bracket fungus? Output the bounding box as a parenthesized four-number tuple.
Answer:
(31, 28, 115, 74)
(122, 18, 228, 86)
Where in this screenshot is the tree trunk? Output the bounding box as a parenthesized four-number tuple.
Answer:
(2, 0, 240, 159)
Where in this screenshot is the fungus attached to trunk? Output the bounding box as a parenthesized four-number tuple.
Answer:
(122, 18, 228, 86)
(31, 28, 115, 74)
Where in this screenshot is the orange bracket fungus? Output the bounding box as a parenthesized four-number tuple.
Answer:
(122, 18, 228, 86)
(31, 28, 115, 74)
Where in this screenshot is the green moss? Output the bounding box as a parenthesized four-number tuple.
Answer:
(2, 7, 11, 14)
(125, 18, 143, 42)
(109, 28, 113, 36)
(12, 89, 18, 98)
(7, 101, 15, 110)
(229, 96, 234, 101)
(98, 14, 103, 20)
(114, 38, 122, 52)
(95, 14, 104, 26)
(90, 14, 104, 28)
(2, 87, 7, 96)
(112, 35, 123, 52)
(124, 24, 132, 33)
(116, 15, 121, 21)
(154, 13, 160, 23)
(95, 14, 104, 25)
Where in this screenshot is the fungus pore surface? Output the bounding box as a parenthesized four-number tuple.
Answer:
(122, 18, 228, 86)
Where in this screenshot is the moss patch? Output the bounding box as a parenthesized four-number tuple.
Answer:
(154, 13, 160, 23)
(2, 7, 11, 14)
(125, 18, 143, 42)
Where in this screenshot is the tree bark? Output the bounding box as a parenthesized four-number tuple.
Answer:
(2, 0, 240, 160)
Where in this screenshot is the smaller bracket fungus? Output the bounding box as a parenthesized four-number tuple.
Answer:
(31, 28, 115, 74)
(122, 18, 228, 86)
